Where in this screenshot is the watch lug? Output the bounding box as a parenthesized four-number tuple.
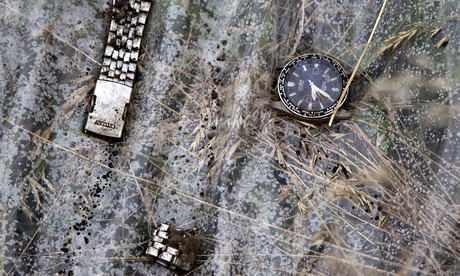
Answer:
(335, 109, 352, 120)
(271, 101, 291, 114)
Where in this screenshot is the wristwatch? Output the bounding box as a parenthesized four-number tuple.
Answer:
(85, 0, 152, 138)
(271, 53, 351, 123)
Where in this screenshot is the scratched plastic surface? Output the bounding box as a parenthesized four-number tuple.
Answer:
(1, 0, 459, 275)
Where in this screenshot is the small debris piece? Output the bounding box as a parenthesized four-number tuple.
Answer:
(146, 223, 201, 272)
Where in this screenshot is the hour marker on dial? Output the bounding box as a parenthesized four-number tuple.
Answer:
(287, 81, 295, 87)
(302, 65, 307, 71)
(332, 87, 340, 92)
(289, 92, 297, 97)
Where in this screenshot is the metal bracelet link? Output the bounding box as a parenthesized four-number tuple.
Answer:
(99, 0, 151, 87)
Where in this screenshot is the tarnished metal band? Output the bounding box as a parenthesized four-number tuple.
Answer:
(85, 0, 152, 138)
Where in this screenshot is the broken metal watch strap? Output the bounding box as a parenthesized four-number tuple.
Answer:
(85, 0, 152, 138)
(146, 223, 201, 271)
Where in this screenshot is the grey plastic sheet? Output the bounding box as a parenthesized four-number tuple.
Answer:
(1, 0, 459, 274)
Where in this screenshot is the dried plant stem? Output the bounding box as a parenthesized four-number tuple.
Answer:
(328, 0, 388, 126)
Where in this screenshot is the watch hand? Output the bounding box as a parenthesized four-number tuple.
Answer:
(316, 87, 334, 101)
(308, 80, 317, 101)
(309, 80, 334, 101)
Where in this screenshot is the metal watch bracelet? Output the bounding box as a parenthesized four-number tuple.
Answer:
(85, 0, 152, 138)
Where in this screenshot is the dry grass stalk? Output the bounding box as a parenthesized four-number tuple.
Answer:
(376, 25, 421, 57)
(434, 36, 448, 49)
(430, 27, 442, 38)
(329, 0, 388, 125)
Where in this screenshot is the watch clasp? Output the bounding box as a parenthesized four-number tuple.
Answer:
(85, 80, 132, 139)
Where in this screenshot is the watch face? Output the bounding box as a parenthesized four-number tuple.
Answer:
(277, 54, 348, 120)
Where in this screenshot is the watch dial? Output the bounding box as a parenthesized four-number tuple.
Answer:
(278, 54, 348, 119)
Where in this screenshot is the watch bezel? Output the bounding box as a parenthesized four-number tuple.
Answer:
(277, 53, 349, 120)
